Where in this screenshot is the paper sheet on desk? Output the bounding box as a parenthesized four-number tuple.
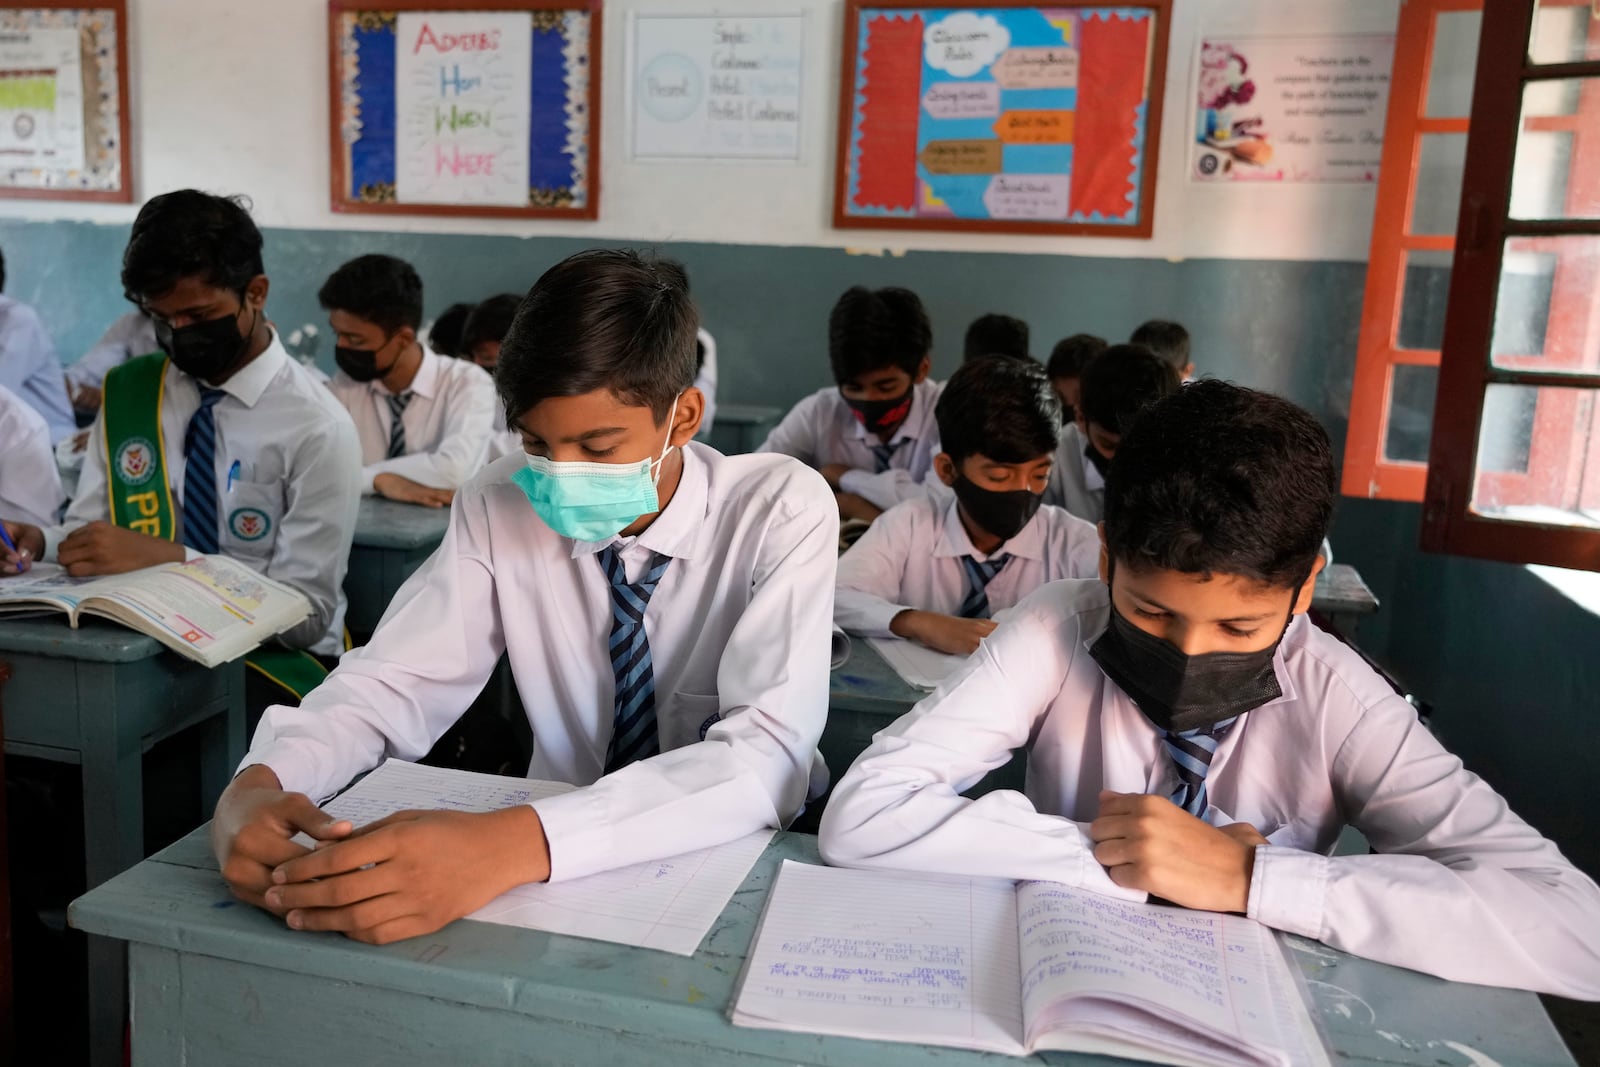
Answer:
(868, 637, 967, 689)
(312, 760, 774, 956)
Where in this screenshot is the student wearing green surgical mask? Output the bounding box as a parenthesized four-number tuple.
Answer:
(212, 249, 838, 945)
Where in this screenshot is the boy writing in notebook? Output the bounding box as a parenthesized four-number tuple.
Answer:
(758, 286, 940, 522)
(322, 254, 496, 508)
(212, 250, 837, 944)
(835, 357, 1098, 656)
(821, 381, 1600, 999)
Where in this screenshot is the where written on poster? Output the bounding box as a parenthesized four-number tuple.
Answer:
(1192, 34, 1394, 183)
(0, 28, 86, 172)
(395, 12, 532, 206)
(631, 14, 803, 161)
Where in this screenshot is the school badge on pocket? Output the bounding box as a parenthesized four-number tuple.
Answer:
(228, 507, 272, 542)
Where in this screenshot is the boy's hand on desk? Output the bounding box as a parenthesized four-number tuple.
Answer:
(819, 464, 852, 490)
(1088, 792, 1258, 914)
(266, 806, 551, 945)
(57, 521, 186, 575)
(373, 473, 455, 508)
(1, 521, 43, 576)
(212, 765, 354, 913)
(835, 491, 883, 523)
(891, 609, 997, 655)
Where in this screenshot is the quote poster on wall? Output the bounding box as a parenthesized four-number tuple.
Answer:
(630, 14, 803, 162)
(1191, 34, 1395, 183)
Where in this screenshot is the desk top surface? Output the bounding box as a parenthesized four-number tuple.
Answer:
(828, 637, 927, 717)
(71, 825, 1571, 1067)
(353, 496, 452, 551)
(0, 615, 164, 662)
(1312, 563, 1380, 615)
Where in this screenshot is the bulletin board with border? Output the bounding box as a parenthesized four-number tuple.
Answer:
(328, 0, 601, 220)
(0, 2, 132, 203)
(834, 0, 1170, 237)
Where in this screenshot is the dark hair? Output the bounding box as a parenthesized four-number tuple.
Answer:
(1080, 344, 1181, 436)
(1104, 380, 1335, 588)
(1046, 333, 1107, 380)
(0, 245, 7, 292)
(827, 286, 932, 383)
(122, 190, 264, 303)
(1129, 319, 1192, 373)
(936, 355, 1062, 464)
(317, 254, 423, 335)
(497, 249, 697, 424)
(963, 313, 1030, 363)
(428, 302, 474, 357)
(461, 293, 521, 353)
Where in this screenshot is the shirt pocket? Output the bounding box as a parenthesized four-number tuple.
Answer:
(219, 478, 284, 561)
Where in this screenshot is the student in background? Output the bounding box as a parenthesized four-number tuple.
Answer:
(0, 190, 361, 699)
(1046, 345, 1178, 523)
(1130, 318, 1194, 380)
(0, 383, 64, 528)
(694, 326, 717, 438)
(835, 357, 1099, 656)
(821, 380, 1600, 1000)
(211, 250, 836, 943)
(460, 292, 525, 464)
(321, 255, 496, 508)
(759, 286, 940, 521)
(427, 301, 474, 359)
(963, 312, 1030, 364)
(65, 309, 160, 420)
(0, 246, 74, 445)
(1044, 332, 1107, 425)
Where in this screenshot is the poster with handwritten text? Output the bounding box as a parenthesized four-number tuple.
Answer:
(630, 14, 803, 162)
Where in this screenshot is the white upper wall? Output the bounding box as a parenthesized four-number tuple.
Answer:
(0, 0, 1400, 261)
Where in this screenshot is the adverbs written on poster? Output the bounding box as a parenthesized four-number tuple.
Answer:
(0, 28, 86, 172)
(1192, 35, 1394, 183)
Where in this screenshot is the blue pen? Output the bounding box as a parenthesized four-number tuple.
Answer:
(0, 520, 27, 573)
(227, 460, 241, 494)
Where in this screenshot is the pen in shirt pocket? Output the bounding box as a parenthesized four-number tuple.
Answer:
(227, 460, 241, 494)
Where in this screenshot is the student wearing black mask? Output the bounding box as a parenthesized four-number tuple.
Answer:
(834, 357, 1099, 656)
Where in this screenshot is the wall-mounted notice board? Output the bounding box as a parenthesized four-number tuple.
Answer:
(328, 1, 601, 219)
(834, 0, 1170, 237)
(0, 2, 132, 202)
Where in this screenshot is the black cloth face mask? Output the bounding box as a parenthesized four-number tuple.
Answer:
(335, 334, 401, 383)
(156, 304, 254, 384)
(842, 387, 913, 435)
(951, 475, 1044, 542)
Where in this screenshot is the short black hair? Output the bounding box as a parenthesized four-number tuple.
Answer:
(461, 293, 521, 353)
(1046, 333, 1107, 380)
(498, 249, 697, 424)
(1080, 344, 1181, 436)
(1129, 319, 1192, 374)
(936, 355, 1062, 464)
(428, 302, 474, 357)
(963, 313, 1030, 363)
(122, 190, 264, 304)
(827, 286, 932, 383)
(0, 245, 7, 292)
(1104, 380, 1335, 588)
(317, 254, 423, 335)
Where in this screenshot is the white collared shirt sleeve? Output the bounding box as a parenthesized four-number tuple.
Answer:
(819, 590, 1142, 901)
(757, 390, 823, 464)
(359, 361, 496, 492)
(270, 400, 362, 651)
(834, 503, 916, 637)
(1056, 509, 1102, 578)
(0, 299, 74, 445)
(837, 465, 940, 511)
(0, 385, 64, 528)
(67, 312, 156, 389)
(42, 409, 111, 559)
(1245, 682, 1600, 999)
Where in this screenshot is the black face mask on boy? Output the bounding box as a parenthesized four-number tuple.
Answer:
(842, 388, 913, 435)
(951, 476, 1043, 543)
(155, 303, 255, 384)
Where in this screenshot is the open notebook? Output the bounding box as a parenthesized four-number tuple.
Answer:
(314, 760, 774, 956)
(0, 557, 310, 667)
(732, 862, 1330, 1067)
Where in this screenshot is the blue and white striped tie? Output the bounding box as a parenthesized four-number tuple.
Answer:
(181, 387, 227, 554)
(957, 553, 1011, 619)
(598, 544, 673, 774)
(869, 439, 902, 473)
(1164, 716, 1238, 817)
(386, 392, 413, 459)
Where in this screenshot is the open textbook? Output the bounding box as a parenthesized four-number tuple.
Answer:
(732, 862, 1331, 1067)
(314, 760, 774, 956)
(0, 557, 311, 667)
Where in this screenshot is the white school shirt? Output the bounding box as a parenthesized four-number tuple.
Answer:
(1043, 422, 1104, 523)
(243, 442, 839, 883)
(819, 580, 1600, 1000)
(758, 379, 943, 511)
(43, 331, 362, 656)
(0, 383, 64, 528)
(0, 294, 74, 445)
(834, 492, 1100, 636)
(66, 310, 159, 390)
(328, 348, 495, 493)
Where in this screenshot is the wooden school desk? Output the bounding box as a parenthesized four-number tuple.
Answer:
(0, 618, 246, 1067)
(71, 826, 1575, 1067)
(344, 497, 451, 641)
(1311, 563, 1380, 638)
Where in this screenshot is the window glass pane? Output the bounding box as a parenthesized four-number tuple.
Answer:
(1472, 384, 1600, 528)
(1529, 0, 1600, 65)
(1492, 236, 1600, 372)
(1510, 79, 1600, 220)
(1383, 364, 1438, 463)
(1410, 134, 1466, 235)
(1426, 10, 1480, 118)
(1397, 250, 1453, 350)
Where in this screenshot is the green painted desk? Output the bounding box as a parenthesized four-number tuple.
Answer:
(1312, 563, 1380, 638)
(344, 497, 451, 641)
(71, 826, 1575, 1067)
(0, 617, 246, 1067)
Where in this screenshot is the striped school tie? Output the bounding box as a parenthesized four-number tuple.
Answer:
(598, 544, 673, 774)
(180, 387, 227, 554)
(957, 553, 1011, 619)
(1164, 716, 1238, 817)
(386, 392, 414, 458)
(869, 439, 902, 473)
